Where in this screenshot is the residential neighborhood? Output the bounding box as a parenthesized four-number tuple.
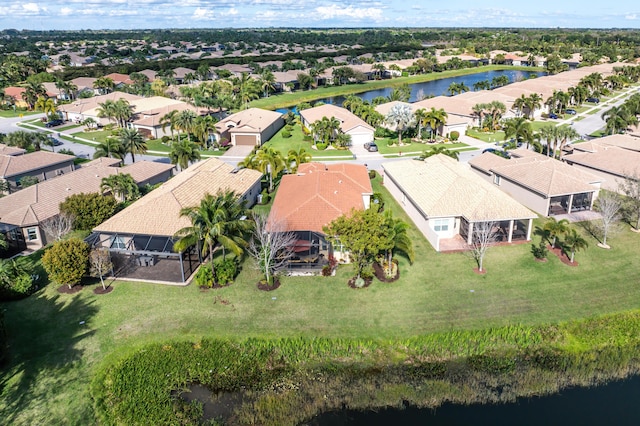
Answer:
(2, 26, 640, 426)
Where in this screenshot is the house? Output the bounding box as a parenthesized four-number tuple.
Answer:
(563, 135, 640, 192)
(298, 104, 374, 146)
(382, 155, 536, 252)
(214, 108, 284, 147)
(69, 77, 100, 97)
(469, 149, 602, 216)
(88, 157, 262, 283)
(266, 162, 373, 270)
(0, 158, 174, 253)
(0, 150, 76, 193)
(0, 144, 26, 156)
(104, 73, 134, 86)
(3, 87, 29, 109)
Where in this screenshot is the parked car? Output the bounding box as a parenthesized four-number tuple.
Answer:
(364, 142, 378, 152)
(45, 119, 64, 128)
(586, 97, 599, 104)
(565, 109, 577, 115)
(47, 136, 63, 146)
(482, 148, 510, 158)
(548, 113, 559, 119)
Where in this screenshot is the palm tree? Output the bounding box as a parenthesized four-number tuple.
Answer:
(192, 115, 218, 149)
(382, 210, 414, 276)
(503, 117, 533, 149)
(423, 107, 448, 142)
(35, 96, 57, 119)
(112, 98, 133, 128)
(472, 103, 488, 128)
(564, 228, 588, 263)
(513, 94, 527, 118)
(536, 124, 558, 157)
(260, 70, 276, 98)
(169, 139, 201, 171)
(173, 110, 198, 142)
(419, 146, 459, 161)
(524, 93, 543, 119)
(119, 128, 147, 163)
(256, 146, 286, 192)
(543, 217, 570, 248)
(173, 191, 251, 279)
(93, 138, 127, 160)
(287, 147, 312, 173)
(488, 101, 507, 130)
(21, 81, 46, 110)
(238, 149, 259, 170)
(556, 126, 580, 159)
(100, 173, 140, 202)
(96, 100, 117, 126)
(160, 110, 179, 141)
(447, 82, 469, 96)
(602, 106, 638, 135)
(385, 103, 415, 145)
(414, 108, 427, 140)
(93, 77, 115, 95)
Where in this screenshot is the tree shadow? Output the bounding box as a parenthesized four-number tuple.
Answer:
(577, 221, 603, 245)
(0, 289, 98, 424)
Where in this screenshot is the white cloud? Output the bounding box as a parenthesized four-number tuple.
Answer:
(315, 5, 384, 21)
(626, 14, 638, 20)
(59, 7, 73, 16)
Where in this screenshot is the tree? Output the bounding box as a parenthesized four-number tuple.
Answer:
(602, 105, 638, 135)
(119, 128, 147, 163)
(381, 210, 414, 277)
(595, 191, 622, 248)
(169, 139, 201, 171)
(41, 238, 90, 290)
(447, 82, 469, 96)
(323, 208, 388, 279)
(385, 103, 415, 145)
(470, 221, 499, 273)
(487, 101, 506, 130)
(60, 192, 118, 230)
(543, 217, 570, 248)
(96, 99, 117, 126)
(256, 146, 286, 192)
(419, 146, 459, 161)
(619, 171, 640, 231)
(503, 117, 533, 149)
(287, 147, 312, 173)
(93, 77, 115, 94)
(19, 175, 39, 188)
(89, 248, 113, 290)
(173, 191, 251, 281)
(173, 110, 198, 142)
(247, 213, 296, 287)
(423, 107, 448, 142)
(93, 138, 127, 160)
(35, 96, 57, 119)
(556, 126, 579, 159)
(40, 213, 74, 243)
(100, 173, 140, 202)
(564, 228, 588, 263)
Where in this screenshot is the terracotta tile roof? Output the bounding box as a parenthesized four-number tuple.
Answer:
(383, 155, 536, 222)
(3, 86, 26, 99)
(564, 143, 640, 178)
(298, 104, 374, 133)
(0, 144, 26, 156)
(0, 151, 75, 178)
(0, 160, 172, 228)
(267, 163, 372, 233)
(104, 73, 134, 85)
(215, 108, 283, 134)
(469, 150, 601, 196)
(93, 157, 262, 237)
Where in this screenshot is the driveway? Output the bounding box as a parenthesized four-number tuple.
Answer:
(222, 144, 254, 161)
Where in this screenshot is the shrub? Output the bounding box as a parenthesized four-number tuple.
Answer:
(41, 238, 90, 289)
(58, 148, 75, 156)
(0, 258, 34, 301)
(354, 277, 366, 288)
(315, 142, 327, 151)
(281, 129, 292, 138)
(374, 127, 387, 138)
(368, 170, 377, 179)
(531, 241, 549, 260)
(60, 192, 118, 231)
(450, 131, 460, 141)
(194, 264, 214, 288)
(387, 139, 395, 147)
(303, 135, 313, 142)
(215, 258, 238, 286)
(260, 189, 270, 205)
(161, 136, 171, 144)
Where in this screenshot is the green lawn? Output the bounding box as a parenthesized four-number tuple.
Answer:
(3, 175, 640, 423)
(466, 128, 505, 143)
(0, 109, 39, 118)
(376, 139, 468, 156)
(263, 125, 353, 159)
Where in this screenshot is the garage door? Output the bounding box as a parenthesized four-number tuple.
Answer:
(235, 135, 258, 146)
(349, 132, 373, 146)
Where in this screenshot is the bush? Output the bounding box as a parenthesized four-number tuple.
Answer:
(368, 170, 378, 179)
(303, 135, 313, 142)
(260, 189, 270, 205)
(315, 142, 327, 151)
(161, 136, 171, 144)
(194, 264, 214, 288)
(281, 129, 292, 138)
(41, 238, 90, 289)
(374, 127, 389, 138)
(531, 241, 549, 260)
(215, 258, 238, 285)
(0, 258, 34, 301)
(60, 192, 118, 230)
(387, 139, 395, 147)
(58, 148, 75, 156)
(450, 131, 460, 141)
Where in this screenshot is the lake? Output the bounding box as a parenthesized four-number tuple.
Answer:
(276, 69, 545, 114)
(307, 375, 640, 425)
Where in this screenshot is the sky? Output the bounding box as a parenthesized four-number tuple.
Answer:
(0, 0, 638, 31)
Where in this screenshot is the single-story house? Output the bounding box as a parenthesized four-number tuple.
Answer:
(382, 155, 536, 252)
(0, 158, 174, 254)
(267, 162, 372, 271)
(298, 104, 374, 146)
(563, 136, 640, 192)
(88, 157, 262, 283)
(469, 149, 602, 217)
(214, 108, 284, 147)
(3, 87, 30, 109)
(0, 150, 76, 194)
(0, 143, 26, 156)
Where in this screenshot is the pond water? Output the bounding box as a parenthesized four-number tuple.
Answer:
(307, 375, 640, 425)
(276, 69, 545, 114)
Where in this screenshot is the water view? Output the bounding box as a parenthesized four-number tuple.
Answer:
(308, 375, 640, 425)
(277, 69, 545, 114)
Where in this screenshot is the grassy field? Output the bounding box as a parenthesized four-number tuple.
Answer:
(249, 65, 543, 110)
(376, 139, 468, 156)
(2, 172, 640, 424)
(263, 125, 353, 159)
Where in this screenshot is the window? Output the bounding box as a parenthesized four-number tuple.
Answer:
(110, 236, 126, 249)
(27, 227, 38, 241)
(493, 175, 501, 185)
(433, 219, 449, 232)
